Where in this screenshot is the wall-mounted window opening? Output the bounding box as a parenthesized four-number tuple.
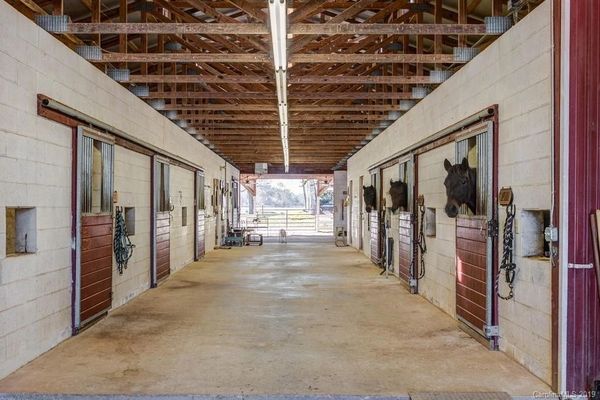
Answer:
(124, 207, 136, 235)
(157, 162, 171, 212)
(520, 209, 551, 258)
(81, 136, 114, 214)
(182, 207, 188, 227)
(5, 207, 37, 256)
(197, 173, 205, 211)
(425, 208, 437, 237)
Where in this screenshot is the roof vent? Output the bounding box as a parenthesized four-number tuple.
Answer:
(453, 47, 480, 62)
(162, 110, 178, 119)
(165, 41, 183, 51)
(388, 110, 402, 120)
(412, 86, 431, 99)
(75, 45, 102, 61)
(485, 16, 512, 34)
(148, 99, 166, 110)
(399, 100, 416, 111)
(129, 84, 149, 97)
(107, 68, 130, 82)
(35, 15, 69, 32)
(429, 69, 453, 84)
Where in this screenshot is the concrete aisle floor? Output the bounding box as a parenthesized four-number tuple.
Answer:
(0, 239, 550, 396)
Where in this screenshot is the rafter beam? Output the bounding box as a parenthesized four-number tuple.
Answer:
(63, 22, 269, 34)
(98, 53, 270, 63)
(289, 23, 487, 35)
(128, 74, 433, 84)
(57, 22, 489, 36)
(144, 91, 415, 99)
(290, 53, 459, 64)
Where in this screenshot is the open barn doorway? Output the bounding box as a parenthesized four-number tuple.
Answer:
(240, 174, 333, 241)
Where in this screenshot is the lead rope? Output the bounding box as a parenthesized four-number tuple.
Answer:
(416, 203, 427, 280)
(114, 207, 135, 275)
(497, 203, 516, 300)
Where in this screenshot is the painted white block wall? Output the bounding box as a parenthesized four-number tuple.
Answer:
(170, 166, 195, 273)
(333, 170, 347, 235)
(0, 0, 238, 379)
(112, 147, 151, 308)
(347, 0, 553, 384)
(417, 144, 457, 316)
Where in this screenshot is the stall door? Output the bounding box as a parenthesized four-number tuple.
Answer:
(358, 176, 364, 250)
(195, 171, 206, 260)
(369, 172, 381, 264)
(74, 127, 114, 331)
(152, 158, 171, 286)
(454, 122, 495, 345)
(397, 158, 415, 287)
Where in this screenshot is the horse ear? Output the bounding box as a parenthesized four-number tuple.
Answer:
(444, 158, 452, 171)
(461, 157, 469, 168)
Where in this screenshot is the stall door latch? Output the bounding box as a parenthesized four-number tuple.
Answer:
(484, 325, 499, 338)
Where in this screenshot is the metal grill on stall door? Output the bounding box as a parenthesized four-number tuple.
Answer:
(456, 131, 490, 216)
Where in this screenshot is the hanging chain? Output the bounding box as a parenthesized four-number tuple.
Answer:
(497, 203, 517, 300)
(114, 207, 135, 275)
(416, 203, 427, 280)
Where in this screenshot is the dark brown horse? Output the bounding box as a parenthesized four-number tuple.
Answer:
(363, 185, 376, 213)
(389, 179, 408, 212)
(443, 157, 476, 218)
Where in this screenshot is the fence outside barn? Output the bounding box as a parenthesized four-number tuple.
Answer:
(241, 208, 333, 237)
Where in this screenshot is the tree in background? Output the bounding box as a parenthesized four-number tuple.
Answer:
(256, 180, 303, 208)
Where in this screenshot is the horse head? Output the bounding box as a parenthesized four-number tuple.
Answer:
(363, 185, 377, 213)
(443, 157, 476, 218)
(389, 179, 408, 212)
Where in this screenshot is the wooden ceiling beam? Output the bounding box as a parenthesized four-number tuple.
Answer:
(144, 91, 415, 99)
(98, 53, 270, 63)
(290, 23, 487, 35)
(190, 123, 380, 129)
(290, 53, 458, 64)
(127, 74, 433, 84)
(57, 22, 488, 36)
(181, 114, 392, 121)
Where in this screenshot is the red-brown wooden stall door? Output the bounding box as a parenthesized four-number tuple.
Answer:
(80, 215, 113, 324)
(156, 211, 171, 282)
(370, 211, 380, 264)
(398, 212, 412, 284)
(197, 213, 205, 258)
(456, 216, 488, 334)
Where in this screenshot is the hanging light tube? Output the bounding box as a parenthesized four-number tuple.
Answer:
(269, 0, 289, 173)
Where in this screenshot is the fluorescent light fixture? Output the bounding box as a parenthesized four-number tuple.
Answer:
(268, 0, 287, 71)
(269, 0, 289, 173)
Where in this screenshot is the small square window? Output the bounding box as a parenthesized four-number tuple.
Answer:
(425, 207, 436, 237)
(6, 207, 37, 256)
(182, 207, 188, 227)
(520, 209, 551, 258)
(124, 207, 135, 235)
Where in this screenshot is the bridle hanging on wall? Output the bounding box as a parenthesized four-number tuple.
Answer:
(497, 187, 516, 300)
(416, 195, 427, 280)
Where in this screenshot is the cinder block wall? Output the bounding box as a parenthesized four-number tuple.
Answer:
(112, 147, 151, 308)
(347, 0, 552, 383)
(381, 165, 400, 276)
(170, 166, 195, 273)
(417, 143, 458, 316)
(0, 1, 238, 380)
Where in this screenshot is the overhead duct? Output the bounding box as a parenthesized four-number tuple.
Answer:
(147, 99, 166, 110)
(485, 16, 512, 34)
(430, 70, 453, 84)
(35, 15, 69, 32)
(75, 46, 102, 61)
(107, 68, 130, 82)
(399, 100, 416, 111)
(129, 85, 150, 97)
(412, 86, 431, 99)
(453, 47, 480, 62)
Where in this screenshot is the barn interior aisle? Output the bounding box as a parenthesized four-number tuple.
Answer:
(0, 242, 548, 396)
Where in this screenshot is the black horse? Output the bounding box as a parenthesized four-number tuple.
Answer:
(389, 179, 408, 212)
(443, 157, 476, 218)
(363, 185, 376, 213)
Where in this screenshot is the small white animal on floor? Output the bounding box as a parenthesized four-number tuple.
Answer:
(279, 229, 287, 243)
